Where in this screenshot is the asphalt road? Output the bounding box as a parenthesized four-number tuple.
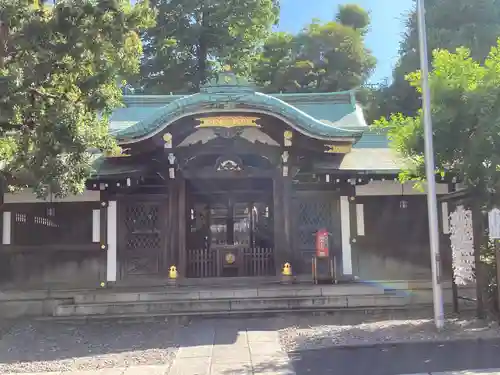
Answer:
(289, 339, 500, 375)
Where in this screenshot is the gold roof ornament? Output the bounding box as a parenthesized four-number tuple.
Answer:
(196, 116, 261, 129)
(324, 144, 352, 154)
(163, 133, 172, 142)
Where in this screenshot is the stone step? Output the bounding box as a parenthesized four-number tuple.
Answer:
(46, 304, 439, 323)
(72, 284, 386, 304)
(54, 294, 411, 317)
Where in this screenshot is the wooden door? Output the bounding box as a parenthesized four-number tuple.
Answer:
(119, 196, 167, 279)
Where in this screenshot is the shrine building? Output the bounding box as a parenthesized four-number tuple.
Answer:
(0, 71, 454, 288)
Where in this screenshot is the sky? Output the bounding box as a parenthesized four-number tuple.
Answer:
(277, 0, 414, 83)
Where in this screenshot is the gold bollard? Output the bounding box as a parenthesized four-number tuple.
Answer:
(281, 262, 293, 284)
(168, 265, 178, 287)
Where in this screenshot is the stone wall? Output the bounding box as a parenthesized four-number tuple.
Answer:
(0, 252, 106, 289)
(352, 247, 432, 280)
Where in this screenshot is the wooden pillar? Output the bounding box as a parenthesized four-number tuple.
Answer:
(283, 176, 293, 256)
(340, 195, 353, 277)
(107, 200, 118, 282)
(167, 180, 179, 268)
(273, 176, 285, 274)
(100, 190, 117, 284)
(178, 178, 187, 278)
(347, 195, 358, 279)
(99, 191, 108, 283)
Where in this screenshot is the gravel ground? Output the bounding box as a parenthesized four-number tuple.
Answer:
(278, 311, 500, 352)
(0, 320, 178, 373)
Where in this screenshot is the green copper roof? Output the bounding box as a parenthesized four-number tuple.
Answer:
(111, 71, 368, 144)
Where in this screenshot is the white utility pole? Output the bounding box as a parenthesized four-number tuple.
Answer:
(417, 0, 445, 330)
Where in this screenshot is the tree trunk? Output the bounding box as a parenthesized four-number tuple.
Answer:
(0, 21, 8, 70)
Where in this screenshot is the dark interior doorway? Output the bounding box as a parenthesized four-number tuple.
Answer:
(185, 178, 275, 277)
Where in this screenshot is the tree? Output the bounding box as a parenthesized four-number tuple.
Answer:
(252, 4, 376, 93)
(369, 0, 500, 123)
(135, 0, 279, 94)
(374, 40, 500, 206)
(336, 4, 370, 34)
(0, 0, 155, 197)
(252, 5, 375, 93)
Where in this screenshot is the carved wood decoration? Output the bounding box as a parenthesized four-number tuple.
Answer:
(177, 127, 279, 148)
(239, 128, 279, 146)
(216, 158, 242, 172)
(177, 129, 218, 147)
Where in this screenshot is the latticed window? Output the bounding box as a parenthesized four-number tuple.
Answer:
(122, 202, 163, 276)
(124, 204, 161, 250)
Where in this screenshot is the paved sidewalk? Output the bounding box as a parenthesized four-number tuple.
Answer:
(169, 319, 294, 375)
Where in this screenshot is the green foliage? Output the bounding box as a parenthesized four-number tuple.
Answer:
(374, 40, 500, 208)
(0, 0, 155, 197)
(336, 4, 370, 34)
(252, 5, 375, 93)
(369, 0, 500, 123)
(135, 0, 279, 94)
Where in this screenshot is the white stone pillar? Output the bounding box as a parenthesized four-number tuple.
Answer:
(106, 201, 117, 282)
(441, 202, 450, 234)
(340, 196, 352, 275)
(356, 203, 365, 236)
(2, 211, 11, 245)
(92, 209, 100, 243)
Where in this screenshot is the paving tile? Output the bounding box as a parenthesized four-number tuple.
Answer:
(210, 362, 253, 375)
(214, 329, 248, 346)
(168, 357, 211, 375)
(253, 364, 295, 374)
(249, 341, 286, 357)
(122, 365, 169, 375)
(252, 354, 290, 365)
(177, 345, 213, 358)
(212, 347, 251, 363)
(246, 330, 280, 343)
(64, 369, 126, 375)
(253, 369, 296, 375)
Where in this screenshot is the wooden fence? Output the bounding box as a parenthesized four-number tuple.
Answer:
(186, 247, 275, 278)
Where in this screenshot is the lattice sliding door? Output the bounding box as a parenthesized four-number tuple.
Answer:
(292, 192, 341, 274)
(120, 199, 167, 278)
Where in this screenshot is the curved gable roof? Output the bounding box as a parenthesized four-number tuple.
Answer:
(113, 71, 367, 144)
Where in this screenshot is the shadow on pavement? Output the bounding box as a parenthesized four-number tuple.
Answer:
(290, 339, 500, 375)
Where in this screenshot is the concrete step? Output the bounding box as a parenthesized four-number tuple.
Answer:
(72, 284, 386, 304)
(54, 293, 411, 317)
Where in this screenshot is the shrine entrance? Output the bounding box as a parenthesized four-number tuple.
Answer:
(186, 178, 275, 278)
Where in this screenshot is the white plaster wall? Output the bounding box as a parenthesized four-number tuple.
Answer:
(355, 181, 449, 196)
(4, 190, 99, 204)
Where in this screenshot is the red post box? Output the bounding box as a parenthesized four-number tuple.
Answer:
(315, 228, 329, 258)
